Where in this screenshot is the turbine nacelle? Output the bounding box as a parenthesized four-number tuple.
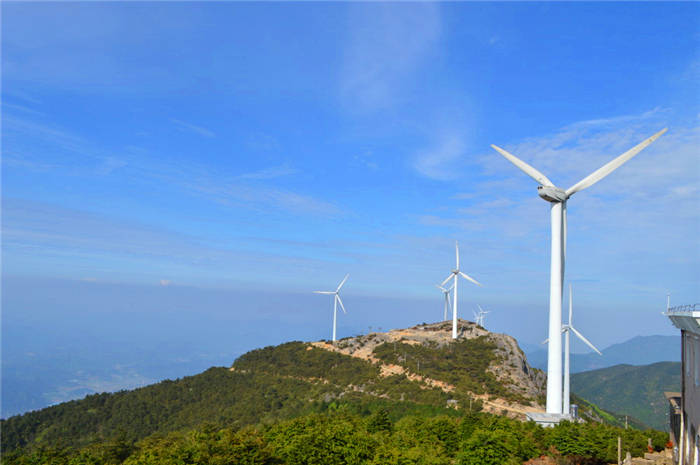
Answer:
(537, 185, 568, 203)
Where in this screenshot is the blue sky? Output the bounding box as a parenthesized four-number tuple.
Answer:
(2, 1, 699, 368)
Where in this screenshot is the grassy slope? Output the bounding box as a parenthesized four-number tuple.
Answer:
(571, 361, 681, 431)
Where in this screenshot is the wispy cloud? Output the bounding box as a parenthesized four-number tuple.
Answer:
(413, 132, 467, 181)
(2, 88, 42, 104)
(4, 112, 338, 218)
(481, 108, 689, 193)
(340, 3, 441, 111)
(418, 111, 699, 299)
(1, 198, 348, 290)
(2, 101, 44, 116)
(170, 118, 215, 138)
(237, 164, 298, 180)
(188, 181, 340, 217)
(352, 151, 379, 171)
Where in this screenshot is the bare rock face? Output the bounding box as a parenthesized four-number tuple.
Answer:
(313, 319, 546, 418)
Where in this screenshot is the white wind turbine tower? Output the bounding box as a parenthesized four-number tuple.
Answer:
(313, 274, 349, 343)
(562, 284, 601, 415)
(472, 310, 481, 326)
(491, 128, 666, 414)
(441, 241, 482, 339)
(436, 284, 453, 321)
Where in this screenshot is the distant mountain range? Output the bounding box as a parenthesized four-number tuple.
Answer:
(524, 335, 680, 373)
(571, 361, 681, 431)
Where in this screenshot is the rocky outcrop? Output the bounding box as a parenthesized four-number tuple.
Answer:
(312, 319, 546, 418)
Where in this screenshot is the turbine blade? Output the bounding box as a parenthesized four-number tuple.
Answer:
(455, 241, 460, 269)
(569, 283, 573, 325)
(336, 295, 347, 314)
(565, 128, 667, 196)
(441, 274, 454, 287)
(490, 144, 555, 187)
(541, 338, 549, 345)
(336, 274, 349, 292)
(459, 271, 482, 286)
(313, 291, 335, 294)
(436, 284, 445, 292)
(477, 304, 484, 312)
(570, 326, 602, 355)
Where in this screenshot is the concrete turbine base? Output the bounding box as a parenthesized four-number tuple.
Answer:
(526, 412, 573, 428)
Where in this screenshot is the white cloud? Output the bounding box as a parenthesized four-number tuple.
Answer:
(340, 3, 441, 111)
(484, 116, 697, 208)
(170, 118, 215, 138)
(237, 164, 298, 180)
(189, 181, 340, 217)
(352, 151, 379, 171)
(4, 112, 338, 218)
(417, 111, 699, 307)
(413, 132, 467, 181)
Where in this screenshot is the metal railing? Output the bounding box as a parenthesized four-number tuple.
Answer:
(666, 303, 700, 314)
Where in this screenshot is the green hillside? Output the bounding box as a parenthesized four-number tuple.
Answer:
(1, 324, 672, 464)
(1, 341, 462, 452)
(570, 393, 649, 430)
(3, 322, 542, 454)
(571, 361, 681, 431)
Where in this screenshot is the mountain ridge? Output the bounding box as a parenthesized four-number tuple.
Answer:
(2, 320, 666, 457)
(2, 319, 548, 452)
(571, 361, 681, 431)
(525, 335, 680, 373)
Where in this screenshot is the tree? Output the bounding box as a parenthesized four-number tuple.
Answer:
(457, 429, 522, 465)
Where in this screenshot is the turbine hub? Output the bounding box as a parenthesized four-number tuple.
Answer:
(537, 185, 568, 203)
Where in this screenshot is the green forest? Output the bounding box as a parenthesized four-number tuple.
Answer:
(1, 408, 668, 465)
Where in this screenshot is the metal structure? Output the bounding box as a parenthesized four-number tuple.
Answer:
(435, 283, 453, 321)
(562, 284, 601, 415)
(664, 303, 700, 465)
(491, 128, 666, 414)
(473, 304, 489, 328)
(441, 241, 482, 339)
(313, 274, 349, 342)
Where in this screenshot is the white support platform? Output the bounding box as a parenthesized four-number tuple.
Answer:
(526, 412, 573, 427)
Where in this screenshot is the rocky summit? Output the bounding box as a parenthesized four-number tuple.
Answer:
(308, 320, 546, 418)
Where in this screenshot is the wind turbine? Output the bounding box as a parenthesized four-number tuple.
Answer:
(313, 274, 349, 343)
(436, 284, 453, 321)
(441, 241, 482, 339)
(474, 304, 490, 328)
(492, 128, 666, 414)
(562, 284, 601, 415)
